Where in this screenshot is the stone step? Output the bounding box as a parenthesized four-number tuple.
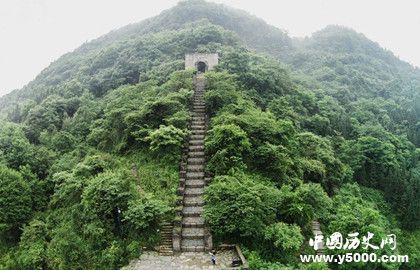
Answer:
(184, 196, 204, 205)
(182, 212, 201, 218)
(184, 201, 204, 207)
(182, 216, 205, 228)
(159, 252, 174, 256)
(188, 151, 205, 156)
(159, 248, 173, 252)
(182, 223, 204, 229)
(181, 245, 205, 252)
(182, 205, 203, 214)
(192, 116, 205, 121)
(311, 221, 321, 230)
(188, 151, 204, 158)
(185, 180, 205, 188)
(192, 113, 205, 118)
(184, 188, 204, 197)
(190, 125, 205, 130)
(160, 221, 173, 256)
(187, 157, 205, 165)
(193, 109, 205, 113)
(187, 164, 204, 172)
(180, 235, 203, 241)
(190, 134, 205, 140)
(159, 248, 174, 256)
(189, 139, 204, 146)
(191, 121, 205, 126)
(188, 145, 204, 151)
(186, 172, 204, 179)
(190, 129, 205, 135)
(182, 228, 204, 239)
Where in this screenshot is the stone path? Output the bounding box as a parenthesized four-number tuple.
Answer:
(126, 251, 237, 270)
(159, 222, 174, 255)
(311, 220, 324, 254)
(181, 74, 207, 251)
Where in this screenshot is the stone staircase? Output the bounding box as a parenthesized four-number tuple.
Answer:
(311, 220, 324, 254)
(159, 222, 174, 255)
(180, 74, 208, 252)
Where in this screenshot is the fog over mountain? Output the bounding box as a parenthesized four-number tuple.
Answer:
(0, 0, 419, 96)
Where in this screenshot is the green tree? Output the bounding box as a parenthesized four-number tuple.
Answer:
(0, 166, 32, 240)
(263, 222, 304, 262)
(205, 124, 251, 174)
(204, 173, 279, 242)
(0, 121, 32, 169)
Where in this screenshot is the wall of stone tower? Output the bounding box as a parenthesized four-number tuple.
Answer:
(185, 53, 219, 70)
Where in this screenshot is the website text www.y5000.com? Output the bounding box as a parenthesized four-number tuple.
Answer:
(300, 253, 409, 264)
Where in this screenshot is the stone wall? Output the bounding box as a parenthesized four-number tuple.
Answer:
(185, 53, 219, 71)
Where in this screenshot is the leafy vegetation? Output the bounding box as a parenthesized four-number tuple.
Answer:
(0, 0, 418, 269)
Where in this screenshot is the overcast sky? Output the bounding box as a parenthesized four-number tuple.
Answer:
(1, 0, 419, 96)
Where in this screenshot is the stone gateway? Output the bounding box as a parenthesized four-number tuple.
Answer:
(185, 53, 219, 72)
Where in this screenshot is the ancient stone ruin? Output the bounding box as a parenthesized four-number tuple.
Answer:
(185, 53, 219, 72)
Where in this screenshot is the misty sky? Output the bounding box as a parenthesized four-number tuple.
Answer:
(0, 0, 419, 96)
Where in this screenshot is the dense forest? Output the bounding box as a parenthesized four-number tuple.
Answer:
(0, 0, 418, 269)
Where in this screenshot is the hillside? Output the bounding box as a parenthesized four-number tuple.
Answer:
(0, 1, 419, 269)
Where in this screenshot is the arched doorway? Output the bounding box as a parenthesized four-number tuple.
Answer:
(196, 61, 207, 73)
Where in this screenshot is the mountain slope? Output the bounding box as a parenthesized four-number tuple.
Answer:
(0, 0, 293, 112)
(0, 1, 419, 269)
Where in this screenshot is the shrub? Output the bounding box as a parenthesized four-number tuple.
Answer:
(146, 125, 187, 160)
(123, 197, 170, 235)
(203, 173, 279, 242)
(263, 222, 304, 262)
